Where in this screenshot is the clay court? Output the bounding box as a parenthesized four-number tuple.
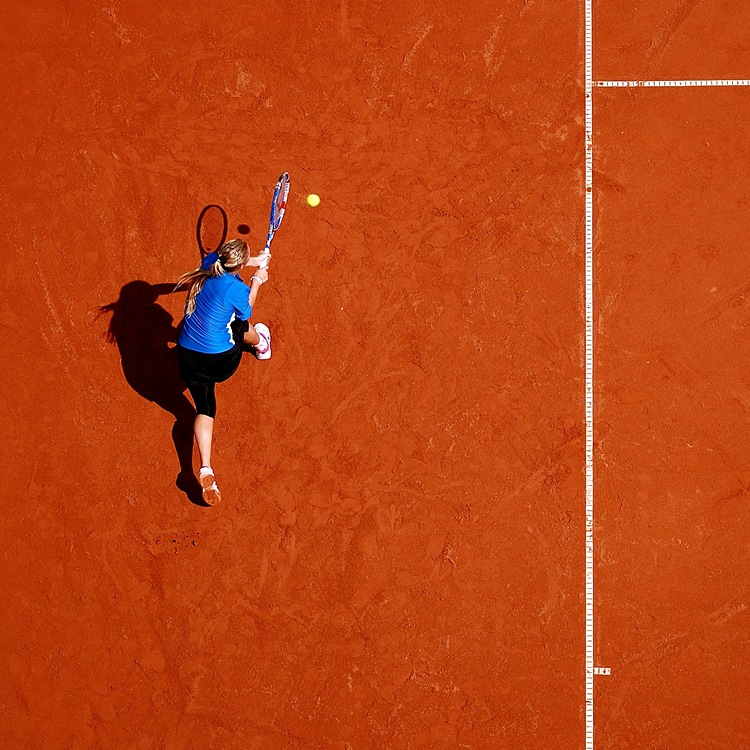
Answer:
(2, 0, 749, 748)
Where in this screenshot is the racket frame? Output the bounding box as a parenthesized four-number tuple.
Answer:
(263, 172, 290, 255)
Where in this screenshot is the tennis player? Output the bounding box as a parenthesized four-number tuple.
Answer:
(175, 239, 271, 505)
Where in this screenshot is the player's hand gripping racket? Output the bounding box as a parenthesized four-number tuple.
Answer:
(261, 172, 290, 266)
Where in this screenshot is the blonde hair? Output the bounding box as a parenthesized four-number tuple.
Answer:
(175, 239, 249, 316)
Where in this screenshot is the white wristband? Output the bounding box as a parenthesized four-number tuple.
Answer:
(251, 275, 264, 285)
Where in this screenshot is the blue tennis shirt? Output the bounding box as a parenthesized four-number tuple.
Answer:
(178, 252, 252, 353)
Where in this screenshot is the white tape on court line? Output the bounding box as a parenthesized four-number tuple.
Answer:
(584, 0, 595, 747)
(597, 79, 750, 87)
(584, 55, 749, 750)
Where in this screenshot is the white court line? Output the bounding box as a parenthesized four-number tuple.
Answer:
(597, 79, 750, 87)
(584, 0, 595, 748)
(585, 70, 750, 749)
(585, 66, 750, 750)
(586, 27, 750, 750)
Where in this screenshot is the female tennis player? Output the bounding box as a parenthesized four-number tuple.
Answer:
(175, 239, 271, 505)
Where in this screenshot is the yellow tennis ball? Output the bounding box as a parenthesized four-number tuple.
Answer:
(306, 193, 321, 207)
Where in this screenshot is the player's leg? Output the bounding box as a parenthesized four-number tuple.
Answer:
(184, 379, 221, 505)
(246, 323, 271, 359)
(177, 344, 223, 504)
(194, 413, 214, 469)
(231, 317, 271, 359)
(231, 317, 260, 347)
(243, 326, 260, 346)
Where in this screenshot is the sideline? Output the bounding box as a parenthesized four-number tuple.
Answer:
(583, 18, 750, 748)
(584, 1, 595, 748)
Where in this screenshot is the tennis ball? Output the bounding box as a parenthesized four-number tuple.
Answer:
(306, 193, 321, 207)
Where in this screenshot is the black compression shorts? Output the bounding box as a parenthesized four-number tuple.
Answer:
(177, 319, 249, 418)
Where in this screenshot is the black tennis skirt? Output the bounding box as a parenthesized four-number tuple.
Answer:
(177, 319, 249, 384)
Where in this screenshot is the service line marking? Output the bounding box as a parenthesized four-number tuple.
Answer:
(586, 16, 750, 750)
(585, 64, 750, 750)
(597, 79, 750, 87)
(585, 69, 750, 750)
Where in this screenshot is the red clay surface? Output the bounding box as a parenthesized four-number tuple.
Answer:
(1, 1, 585, 748)
(594, 0, 750, 81)
(595, 88, 750, 747)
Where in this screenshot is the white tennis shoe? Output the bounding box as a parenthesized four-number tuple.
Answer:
(253, 323, 271, 360)
(199, 466, 221, 506)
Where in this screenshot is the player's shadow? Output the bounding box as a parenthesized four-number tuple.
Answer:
(97, 281, 207, 507)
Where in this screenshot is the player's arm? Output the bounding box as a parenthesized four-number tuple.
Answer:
(248, 266, 269, 308)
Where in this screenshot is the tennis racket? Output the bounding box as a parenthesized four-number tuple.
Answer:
(262, 172, 290, 261)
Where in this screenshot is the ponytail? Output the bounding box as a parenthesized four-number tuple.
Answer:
(175, 259, 224, 316)
(175, 239, 249, 317)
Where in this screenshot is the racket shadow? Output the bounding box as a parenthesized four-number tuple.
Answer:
(196, 204, 228, 259)
(97, 281, 207, 507)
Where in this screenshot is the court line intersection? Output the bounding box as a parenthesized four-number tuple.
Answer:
(583, 6, 749, 748)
